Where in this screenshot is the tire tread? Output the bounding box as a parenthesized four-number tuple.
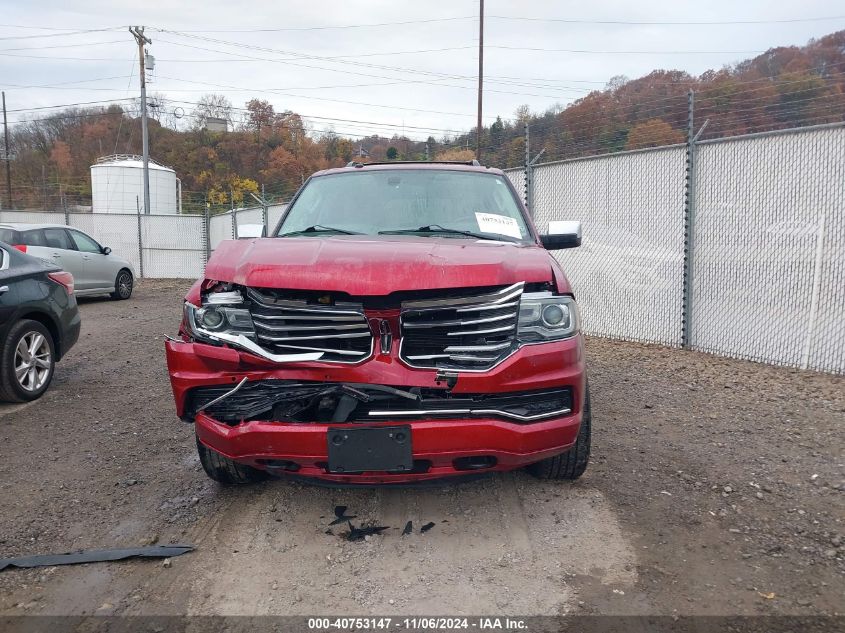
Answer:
(527, 386, 591, 480)
(0, 319, 55, 403)
(196, 436, 266, 484)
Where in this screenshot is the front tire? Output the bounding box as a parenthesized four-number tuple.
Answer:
(196, 436, 266, 484)
(0, 319, 56, 403)
(110, 269, 133, 300)
(526, 385, 592, 480)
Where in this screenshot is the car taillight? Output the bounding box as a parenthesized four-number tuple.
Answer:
(48, 271, 75, 296)
(13, 244, 27, 253)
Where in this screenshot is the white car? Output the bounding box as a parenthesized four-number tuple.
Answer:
(0, 223, 135, 300)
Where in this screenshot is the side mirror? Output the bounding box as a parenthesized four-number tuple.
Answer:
(540, 221, 582, 250)
(237, 224, 266, 239)
(102, 246, 112, 255)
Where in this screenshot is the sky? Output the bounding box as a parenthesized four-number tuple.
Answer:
(1, 0, 844, 142)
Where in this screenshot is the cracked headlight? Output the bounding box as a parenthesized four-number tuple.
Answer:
(517, 293, 580, 343)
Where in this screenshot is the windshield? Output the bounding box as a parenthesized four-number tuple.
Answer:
(276, 169, 531, 242)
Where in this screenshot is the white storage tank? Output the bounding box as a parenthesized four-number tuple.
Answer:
(91, 154, 180, 214)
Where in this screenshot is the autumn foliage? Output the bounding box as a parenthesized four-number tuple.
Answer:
(4, 30, 844, 211)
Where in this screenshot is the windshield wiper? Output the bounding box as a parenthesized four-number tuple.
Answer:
(379, 224, 518, 242)
(278, 224, 363, 237)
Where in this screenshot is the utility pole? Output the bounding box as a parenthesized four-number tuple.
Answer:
(2, 92, 11, 209)
(129, 26, 151, 214)
(476, 0, 484, 163)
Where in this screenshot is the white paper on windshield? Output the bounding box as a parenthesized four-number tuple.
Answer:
(475, 212, 522, 239)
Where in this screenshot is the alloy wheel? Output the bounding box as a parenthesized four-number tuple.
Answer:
(118, 272, 133, 299)
(13, 331, 52, 392)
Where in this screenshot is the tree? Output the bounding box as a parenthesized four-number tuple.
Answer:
(386, 146, 398, 160)
(514, 104, 532, 124)
(50, 141, 72, 173)
(625, 119, 685, 149)
(244, 99, 275, 133)
(434, 148, 475, 161)
(192, 94, 233, 130)
(490, 116, 505, 148)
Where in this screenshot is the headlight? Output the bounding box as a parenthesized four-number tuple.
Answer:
(184, 291, 255, 342)
(517, 293, 579, 342)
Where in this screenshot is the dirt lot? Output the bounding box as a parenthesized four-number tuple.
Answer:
(0, 279, 842, 617)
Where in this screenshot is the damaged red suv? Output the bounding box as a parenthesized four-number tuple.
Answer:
(166, 161, 589, 485)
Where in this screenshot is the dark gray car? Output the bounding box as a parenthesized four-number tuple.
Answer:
(0, 243, 81, 402)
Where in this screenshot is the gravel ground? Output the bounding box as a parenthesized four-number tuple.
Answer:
(0, 279, 842, 616)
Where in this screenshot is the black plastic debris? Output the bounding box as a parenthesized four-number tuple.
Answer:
(0, 545, 194, 572)
(346, 522, 389, 542)
(329, 505, 357, 526)
(402, 521, 413, 536)
(420, 522, 436, 533)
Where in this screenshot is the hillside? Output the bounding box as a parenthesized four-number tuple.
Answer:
(4, 30, 843, 212)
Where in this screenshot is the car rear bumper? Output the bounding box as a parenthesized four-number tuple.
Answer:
(166, 335, 585, 483)
(56, 296, 80, 360)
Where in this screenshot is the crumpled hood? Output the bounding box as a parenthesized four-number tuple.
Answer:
(205, 235, 564, 295)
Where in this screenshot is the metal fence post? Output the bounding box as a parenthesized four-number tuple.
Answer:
(203, 204, 211, 272)
(261, 183, 268, 236)
(682, 90, 696, 349)
(136, 201, 144, 279)
(524, 122, 531, 210)
(63, 197, 69, 226)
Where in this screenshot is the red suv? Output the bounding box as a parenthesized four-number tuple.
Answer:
(166, 161, 589, 485)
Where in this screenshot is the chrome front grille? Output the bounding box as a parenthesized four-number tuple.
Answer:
(399, 283, 524, 370)
(246, 289, 373, 363)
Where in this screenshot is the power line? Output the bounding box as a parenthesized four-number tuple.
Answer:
(488, 45, 766, 55)
(151, 16, 475, 33)
(6, 97, 136, 113)
(0, 39, 126, 52)
(487, 14, 845, 25)
(0, 26, 123, 41)
(152, 36, 594, 96)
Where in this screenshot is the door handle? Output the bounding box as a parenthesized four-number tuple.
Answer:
(0, 286, 8, 294)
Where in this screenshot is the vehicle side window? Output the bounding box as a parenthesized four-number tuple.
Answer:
(0, 228, 19, 244)
(21, 230, 47, 246)
(69, 230, 102, 254)
(43, 228, 73, 250)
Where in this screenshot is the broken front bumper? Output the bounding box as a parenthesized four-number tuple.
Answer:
(165, 336, 585, 483)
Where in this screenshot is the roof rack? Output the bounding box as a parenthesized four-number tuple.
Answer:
(345, 160, 482, 168)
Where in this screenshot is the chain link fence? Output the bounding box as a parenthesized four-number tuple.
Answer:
(2, 124, 841, 373)
(0, 202, 290, 279)
(507, 122, 845, 374)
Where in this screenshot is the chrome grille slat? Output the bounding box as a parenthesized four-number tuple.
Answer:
(400, 283, 524, 371)
(446, 323, 516, 337)
(246, 288, 373, 363)
(455, 300, 520, 313)
(254, 322, 370, 332)
(257, 332, 372, 341)
(444, 342, 512, 352)
(260, 343, 368, 356)
(252, 313, 364, 322)
(402, 312, 515, 329)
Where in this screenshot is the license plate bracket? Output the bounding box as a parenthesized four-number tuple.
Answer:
(327, 425, 413, 473)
